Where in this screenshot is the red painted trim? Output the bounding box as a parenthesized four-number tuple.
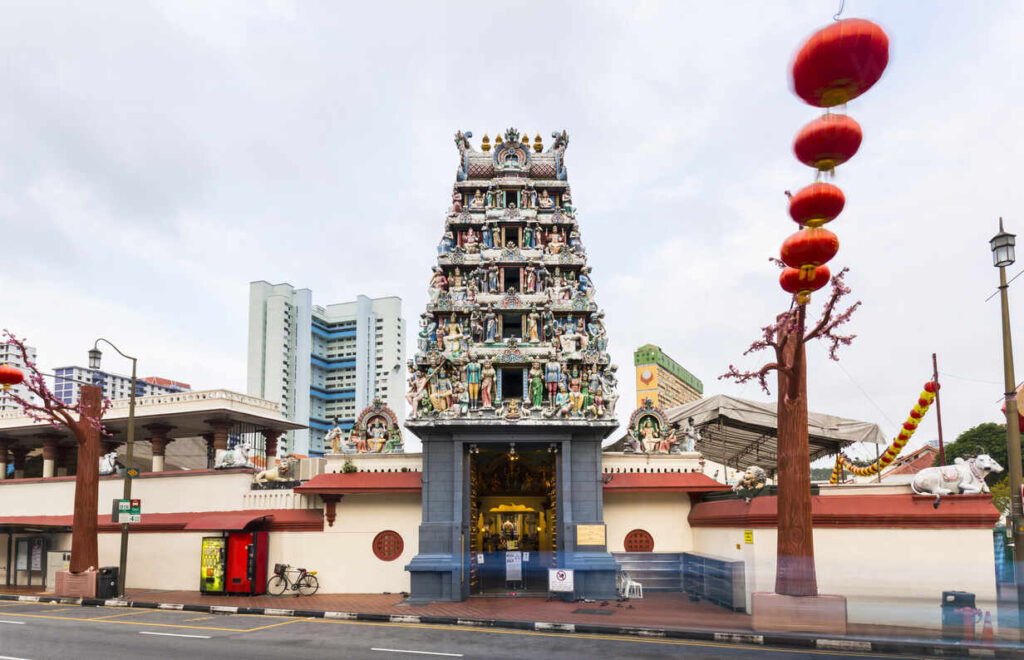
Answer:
(0, 508, 323, 533)
(296, 472, 423, 495)
(688, 493, 1000, 529)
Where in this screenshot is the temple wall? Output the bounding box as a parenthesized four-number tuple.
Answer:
(603, 492, 692, 552)
(0, 470, 256, 517)
(692, 520, 999, 629)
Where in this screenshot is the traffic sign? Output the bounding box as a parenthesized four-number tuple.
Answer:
(126, 467, 140, 478)
(112, 498, 142, 524)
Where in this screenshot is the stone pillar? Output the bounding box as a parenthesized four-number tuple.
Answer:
(263, 429, 282, 464)
(207, 420, 231, 450)
(201, 433, 215, 469)
(0, 438, 9, 480)
(11, 445, 29, 479)
(145, 424, 174, 473)
(40, 434, 61, 478)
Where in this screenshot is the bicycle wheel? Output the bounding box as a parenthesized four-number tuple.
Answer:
(297, 574, 319, 596)
(266, 574, 288, 596)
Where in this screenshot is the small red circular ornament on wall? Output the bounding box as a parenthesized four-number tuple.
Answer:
(372, 530, 404, 561)
(624, 529, 654, 552)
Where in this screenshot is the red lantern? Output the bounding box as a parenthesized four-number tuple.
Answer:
(780, 264, 830, 304)
(791, 18, 890, 108)
(780, 227, 840, 274)
(0, 364, 24, 391)
(793, 113, 862, 172)
(788, 182, 845, 227)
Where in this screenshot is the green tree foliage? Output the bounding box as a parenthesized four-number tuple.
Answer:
(938, 422, 1012, 485)
(990, 480, 1011, 517)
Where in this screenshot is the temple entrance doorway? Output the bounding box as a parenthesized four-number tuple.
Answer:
(467, 443, 557, 595)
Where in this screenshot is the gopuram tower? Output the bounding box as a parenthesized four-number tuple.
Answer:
(405, 128, 620, 602)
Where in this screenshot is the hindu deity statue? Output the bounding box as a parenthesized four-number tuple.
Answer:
(538, 189, 554, 209)
(524, 265, 537, 293)
(546, 229, 564, 254)
(464, 228, 480, 253)
(432, 371, 453, 413)
(482, 223, 493, 249)
(466, 359, 482, 410)
(444, 316, 465, 355)
(480, 360, 496, 408)
(469, 189, 486, 210)
(526, 306, 540, 343)
(682, 417, 701, 452)
(555, 384, 572, 418)
(428, 267, 448, 303)
(437, 230, 455, 255)
(528, 363, 544, 409)
(544, 360, 562, 405)
(484, 305, 498, 343)
(406, 367, 430, 419)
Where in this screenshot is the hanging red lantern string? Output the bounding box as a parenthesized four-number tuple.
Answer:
(791, 18, 890, 108)
(0, 364, 25, 391)
(780, 227, 840, 278)
(794, 113, 862, 175)
(830, 381, 937, 482)
(780, 264, 830, 305)
(787, 182, 845, 227)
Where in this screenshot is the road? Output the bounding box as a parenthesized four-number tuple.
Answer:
(0, 600, 914, 659)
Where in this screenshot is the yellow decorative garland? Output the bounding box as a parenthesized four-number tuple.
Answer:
(830, 381, 938, 483)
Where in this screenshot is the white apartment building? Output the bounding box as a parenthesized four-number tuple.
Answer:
(246, 282, 406, 457)
(0, 340, 38, 412)
(52, 367, 190, 405)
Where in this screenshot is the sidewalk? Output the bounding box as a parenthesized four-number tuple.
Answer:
(3, 587, 1020, 657)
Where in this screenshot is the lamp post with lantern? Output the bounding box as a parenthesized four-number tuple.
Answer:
(990, 218, 1023, 635)
(89, 339, 137, 598)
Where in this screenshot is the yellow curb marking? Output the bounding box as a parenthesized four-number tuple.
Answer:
(88, 609, 153, 620)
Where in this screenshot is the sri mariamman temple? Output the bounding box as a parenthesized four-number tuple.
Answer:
(0, 130, 1005, 631)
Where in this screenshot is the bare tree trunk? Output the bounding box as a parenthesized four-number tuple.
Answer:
(70, 385, 102, 573)
(774, 307, 818, 596)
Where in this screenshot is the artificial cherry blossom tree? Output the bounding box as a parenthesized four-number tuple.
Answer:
(2, 329, 110, 573)
(719, 266, 860, 596)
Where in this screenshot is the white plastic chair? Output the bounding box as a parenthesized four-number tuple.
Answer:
(619, 571, 643, 599)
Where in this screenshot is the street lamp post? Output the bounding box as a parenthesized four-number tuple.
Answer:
(990, 218, 1023, 637)
(90, 339, 137, 598)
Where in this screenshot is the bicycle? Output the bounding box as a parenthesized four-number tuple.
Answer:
(266, 563, 319, 596)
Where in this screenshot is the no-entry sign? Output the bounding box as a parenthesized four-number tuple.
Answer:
(548, 568, 574, 592)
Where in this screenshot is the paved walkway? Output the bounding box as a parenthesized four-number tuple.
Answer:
(124, 588, 756, 632)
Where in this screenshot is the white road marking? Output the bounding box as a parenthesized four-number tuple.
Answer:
(0, 655, 35, 660)
(139, 631, 211, 639)
(370, 649, 463, 657)
(0, 620, 27, 625)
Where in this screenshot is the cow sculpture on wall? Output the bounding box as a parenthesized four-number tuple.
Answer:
(911, 453, 1003, 496)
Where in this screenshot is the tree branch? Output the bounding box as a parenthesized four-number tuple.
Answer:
(720, 362, 780, 395)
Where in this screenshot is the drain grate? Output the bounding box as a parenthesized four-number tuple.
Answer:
(571, 608, 614, 615)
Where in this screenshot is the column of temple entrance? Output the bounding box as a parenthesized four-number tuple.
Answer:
(0, 438, 9, 480)
(11, 446, 29, 479)
(145, 424, 175, 472)
(39, 433, 63, 478)
(206, 420, 231, 451)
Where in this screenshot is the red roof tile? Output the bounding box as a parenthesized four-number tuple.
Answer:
(295, 471, 423, 495)
(602, 472, 732, 493)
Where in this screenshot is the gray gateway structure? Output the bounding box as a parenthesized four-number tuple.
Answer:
(405, 129, 620, 601)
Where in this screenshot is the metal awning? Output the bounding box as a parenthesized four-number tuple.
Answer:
(606, 394, 887, 476)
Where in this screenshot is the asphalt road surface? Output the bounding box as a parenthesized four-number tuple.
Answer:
(0, 600, 917, 659)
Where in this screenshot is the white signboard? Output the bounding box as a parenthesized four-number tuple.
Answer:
(505, 551, 522, 582)
(548, 568, 574, 593)
(476, 553, 484, 564)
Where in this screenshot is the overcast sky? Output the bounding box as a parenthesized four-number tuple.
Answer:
(2, 1, 1022, 460)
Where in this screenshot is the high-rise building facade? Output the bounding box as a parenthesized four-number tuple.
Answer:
(634, 344, 702, 409)
(0, 340, 38, 412)
(52, 366, 190, 405)
(247, 282, 406, 457)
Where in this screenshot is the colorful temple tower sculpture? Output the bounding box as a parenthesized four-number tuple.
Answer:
(405, 129, 620, 602)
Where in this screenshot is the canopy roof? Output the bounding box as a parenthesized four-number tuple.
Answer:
(608, 394, 887, 476)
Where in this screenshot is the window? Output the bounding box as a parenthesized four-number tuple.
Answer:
(372, 530, 404, 561)
(624, 529, 654, 552)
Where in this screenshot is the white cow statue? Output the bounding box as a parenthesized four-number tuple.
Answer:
(98, 451, 119, 476)
(214, 439, 253, 469)
(911, 454, 1004, 496)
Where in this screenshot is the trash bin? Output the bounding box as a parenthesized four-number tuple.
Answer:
(941, 591, 976, 640)
(96, 566, 119, 599)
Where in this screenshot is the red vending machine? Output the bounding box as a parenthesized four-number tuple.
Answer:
(225, 531, 269, 595)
